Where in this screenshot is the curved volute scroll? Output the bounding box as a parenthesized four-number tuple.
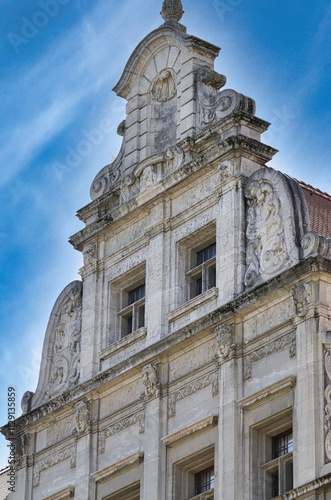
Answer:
(22, 281, 83, 413)
(244, 168, 310, 289)
(196, 66, 256, 131)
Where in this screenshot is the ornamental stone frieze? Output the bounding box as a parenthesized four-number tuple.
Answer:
(243, 331, 296, 380)
(98, 409, 145, 455)
(33, 444, 76, 487)
(168, 371, 219, 417)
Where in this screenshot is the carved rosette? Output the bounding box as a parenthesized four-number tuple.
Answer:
(292, 282, 312, 317)
(142, 364, 160, 397)
(73, 400, 91, 438)
(244, 179, 289, 288)
(45, 283, 83, 400)
(215, 324, 235, 359)
(324, 346, 331, 462)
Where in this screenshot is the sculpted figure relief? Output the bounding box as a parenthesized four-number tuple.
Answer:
(151, 69, 177, 102)
(215, 324, 234, 359)
(74, 400, 90, 437)
(142, 363, 160, 397)
(245, 179, 289, 287)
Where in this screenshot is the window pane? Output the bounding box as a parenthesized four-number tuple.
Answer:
(196, 277, 203, 296)
(272, 430, 293, 458)
(129, 284, 145, 304)
(195, 467, 214, 494)
(207, 265, 216, 289)
(271, 470, 279, 498)
(138, 305, 145, 329)
(197, 243, 216, 265)
(285, 461, 293, 492)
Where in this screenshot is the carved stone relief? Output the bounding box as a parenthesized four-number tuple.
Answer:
(244, 331, 296, 380)
(151, 69, 177, 102)
(168, 371, 218, 417)
(324, 345, 331, 462)
(245, 179, 289, 288)
(45, 283, 83, 400)
(98, 409, 145, 455)
(215, 324, 235, 359)
(292, 282, 312, 317)
(83, 243, 97, 266)
(33, 444, 76, 487)
(218, 160, 235, 183)
(142, 364, 160, 397)
(73, 400, 91, 437)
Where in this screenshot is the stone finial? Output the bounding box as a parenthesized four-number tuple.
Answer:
(161, 0, 184, 23)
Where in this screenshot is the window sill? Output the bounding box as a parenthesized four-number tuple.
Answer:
(100, 327, 147, 361)
(168, 288, 218, 323)
(188, 489, 214, 500)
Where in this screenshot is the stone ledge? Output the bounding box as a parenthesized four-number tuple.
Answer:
(161, 414, 218, 447)
(272, 472, 331, 499)
(238, 376, 296, 410)
(44, 487, 75, 500)
(100, 327, 147, 361)
(167, 288, 218, 322)
(91, 451, 144, 482)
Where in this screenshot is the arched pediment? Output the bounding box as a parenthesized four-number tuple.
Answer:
(22, 281, 83, 413)
(113, 25, 219, 100)
(244, 168, 310, 289)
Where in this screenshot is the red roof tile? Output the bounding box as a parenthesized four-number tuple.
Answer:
(298, 181, 331, 239)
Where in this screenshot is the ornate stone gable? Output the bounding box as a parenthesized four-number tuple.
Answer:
(244, 167, 310, 288)
(22, 281, 83, 412)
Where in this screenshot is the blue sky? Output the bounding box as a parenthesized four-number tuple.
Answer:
(0, 0, 330, 465)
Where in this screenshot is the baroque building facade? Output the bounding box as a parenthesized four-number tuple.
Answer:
(2, 1, 331, 499)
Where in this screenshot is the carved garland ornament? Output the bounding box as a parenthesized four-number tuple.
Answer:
(33, 444, 76, 487)
(324, 346, 331, 462)
(244, 179, 289, 288)
(98, 409, 145, 455)
(244, 331, 296, 380)
(168, 371, 219, 417)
